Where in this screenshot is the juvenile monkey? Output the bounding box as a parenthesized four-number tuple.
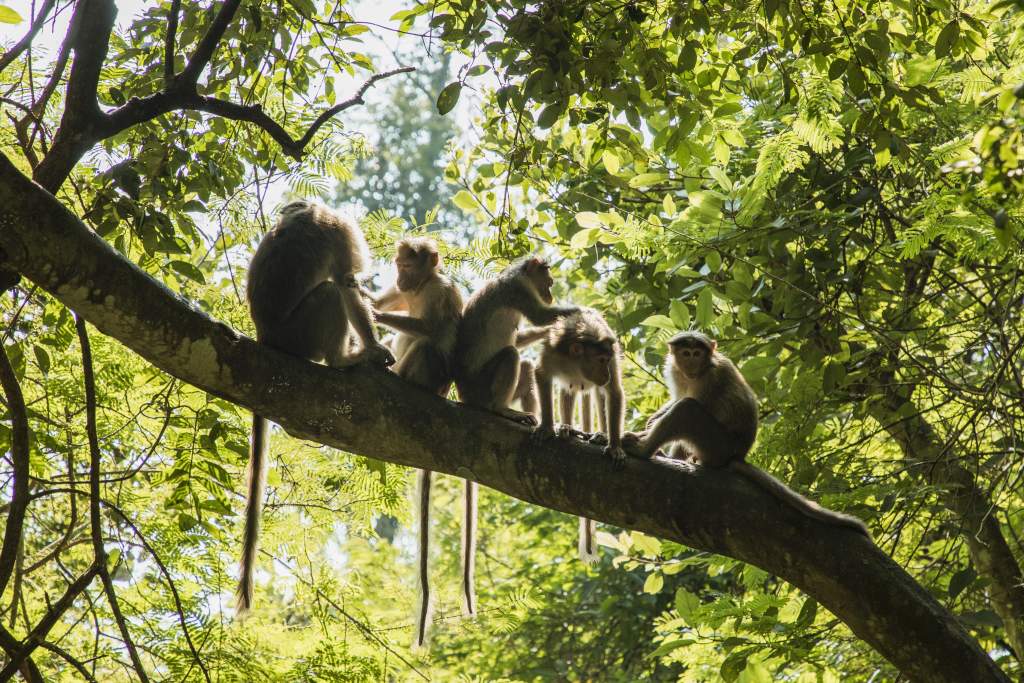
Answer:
(368, 237, 464, 647)
(240, 201, 395, 612)
(453, 256, 579, 615)
(535, 308, 626, 562)
(623, 331, 869, 536)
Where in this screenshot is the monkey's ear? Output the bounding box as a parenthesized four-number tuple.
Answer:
(429, 251, 440, 268)
(709, 340, 718, 353)
(569, 342, 584, 357)
(525, 257, 542, 272)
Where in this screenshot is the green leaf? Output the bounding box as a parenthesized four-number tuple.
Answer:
(674, 588, 700, 619)
(602, 150, 620, 175)
(631, 532, 662, 555)
(796, 598, 818, 628)
(641, 314, 676, 332)
(648, 637, 691, 658)
(935, 21, 959, 58)
(33, 345, 50, 375)
(0, 5, 23, 23)
(629, 172, 667, 188)
(576, 211, 602, 228)
(708, 166, 733, 192)
(696, 287, 714, 325)
(642, 572, 664, 594)
(706, 250, 722, 272)
(720, 649, 749, 682)
(669, 300, 690, 328)
(570, 227, 602, 250)
(169, 260, 206, 284)
(948, 566, 976, 600)
(436, 81, 462, 115)
(452, 190, 478, 211)
(823, 360, 846, 392)
(537, 103, 563, 129)
(663, 193, 676, 215)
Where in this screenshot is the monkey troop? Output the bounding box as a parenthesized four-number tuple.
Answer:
(240, 201, 869, 636)
(622, 331, 869, 536)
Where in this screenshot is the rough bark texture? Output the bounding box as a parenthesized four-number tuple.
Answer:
(0, 154, 1010, 682)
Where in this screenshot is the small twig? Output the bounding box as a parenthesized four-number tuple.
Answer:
(175, 0, 242, 86)
(0, 0, 59, 75)
(164, 0, 182, 84)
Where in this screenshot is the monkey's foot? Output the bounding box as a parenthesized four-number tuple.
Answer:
(497, 407, 538, 426)
(532, 423, 556, 440)
(604, 444, 627, 464)
(556, 424, 589, 440)
(621, 432, 655, 459)
(588, 432, 609, 446)
(364, 343, 396, 367)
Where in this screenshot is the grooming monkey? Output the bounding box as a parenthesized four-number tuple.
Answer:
(623, 331, 869, 536)
(453, 256, 579, 615)
(535, 308, 626, 561)
(240, 201, 395, 612)
(367, 237, 464, 647)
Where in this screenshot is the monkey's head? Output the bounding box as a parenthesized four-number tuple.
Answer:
(570, 339, 616, 385)
(395, 237, 440, 292)
(668, 331, 716, 378)
(520, 257, 555, 303)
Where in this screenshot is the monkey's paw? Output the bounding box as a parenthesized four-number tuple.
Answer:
(604, 444, 627, 464)
(497, 407, 538, 426)
(366, 343, 396, 367)
(532, 423, 556, 440)
(556, 424, 589, 440)
(621, 432, 653, 459)
(588, 432, 609, 446)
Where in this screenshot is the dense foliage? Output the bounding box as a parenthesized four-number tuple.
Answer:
(0, 0, 1021, 680)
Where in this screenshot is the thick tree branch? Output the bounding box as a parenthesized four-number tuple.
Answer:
(0, 336, 31, 596)
(0, 0, 60, 75)
(164, 0, 182, 85)
(0, 154, 1010, 682)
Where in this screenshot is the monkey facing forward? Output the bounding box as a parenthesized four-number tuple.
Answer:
(535, 307, 627, 562)
(622, 331, 869, 536)
(368, 237, 464, 647)
(239, 201, 396, 612)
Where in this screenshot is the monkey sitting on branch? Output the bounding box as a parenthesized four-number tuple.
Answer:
(239, 201, 396, 612)
(367, 237, 464, 648)
(622, 331, 869, 536)
(452, 256, 579, 615)
(535, 308, 627, 563)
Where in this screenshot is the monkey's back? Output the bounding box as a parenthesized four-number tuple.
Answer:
(247, 202, 369, 333)
(397, 274, 464, 361)
(455, 270, 524, 376)
(699, 357, 759, 454)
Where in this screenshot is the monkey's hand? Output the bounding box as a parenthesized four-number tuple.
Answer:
(587, 432, 608, 446)
(555, 424, 589, 440)
(604, 444, 627, 464)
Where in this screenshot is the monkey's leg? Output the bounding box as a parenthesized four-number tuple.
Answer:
(480, 347, 536, 424)
(557, 387, 576, 437)
(576, 392, 599, 564)
(338, 280, 395, 366)
(589, 390, 610, 445)
(264, 281, 345, 362)
(515, 359, 538, 416)
(395, 340, 449, 395)
(535, 369, 556, 434)
(626, 398, 727, 460)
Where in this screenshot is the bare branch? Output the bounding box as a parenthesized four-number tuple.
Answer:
(164, 0, 182, 84)
(0, 0, 60, 75)
(0, 335, 31, 596)
(0, 623, 42, 683)
(76, 315, 150, 683)
(294, 66, 416, 150)
(175, 0, 243, 87)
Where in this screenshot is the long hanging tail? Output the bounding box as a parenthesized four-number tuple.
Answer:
(461, 479, 477, 617)
(413, 469, 433, 648)
(731, 462, 870, 537)
(238, 414, 268, 612)
(578, 391, 599, 564)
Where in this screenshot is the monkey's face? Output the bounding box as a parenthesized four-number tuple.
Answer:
(671, 342, 712, 378)
(571, 342, 613, 385)
(395, 249, 437, 292)
(524, 258, 554, 303)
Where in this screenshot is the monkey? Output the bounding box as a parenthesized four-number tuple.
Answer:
(239, 201, 396, 613)
(454, 256, 580, 425)
(534, 308, 627, 563)
(366, 236, 463, 647)
(453, 256, 579, 615)
(622, 331, 869, 536)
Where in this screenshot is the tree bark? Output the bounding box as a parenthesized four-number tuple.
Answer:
(0, 153, 1010, 682)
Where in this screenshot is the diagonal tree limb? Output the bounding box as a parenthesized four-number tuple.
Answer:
(0, 623, 42, 683)
(0, 0, 60, 75)
(0, 333, 31, 597)
(164, 0, 183, 85)
(174, 0, 243, 87)
(0, 153, 1010, 682)
(76, 315, 151, 683)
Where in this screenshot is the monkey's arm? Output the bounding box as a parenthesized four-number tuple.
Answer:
(374, 287, 406, 312)
(511, 283, 579, 325)
(515, 326, 549, 348)
(374, 311, 432, 337)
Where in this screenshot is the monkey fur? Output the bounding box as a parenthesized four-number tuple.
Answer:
(623, 331, 869, 536)
(454, 256, 579, 425)
(239, 201, 395, 612)
(370, 237, 464, 647)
